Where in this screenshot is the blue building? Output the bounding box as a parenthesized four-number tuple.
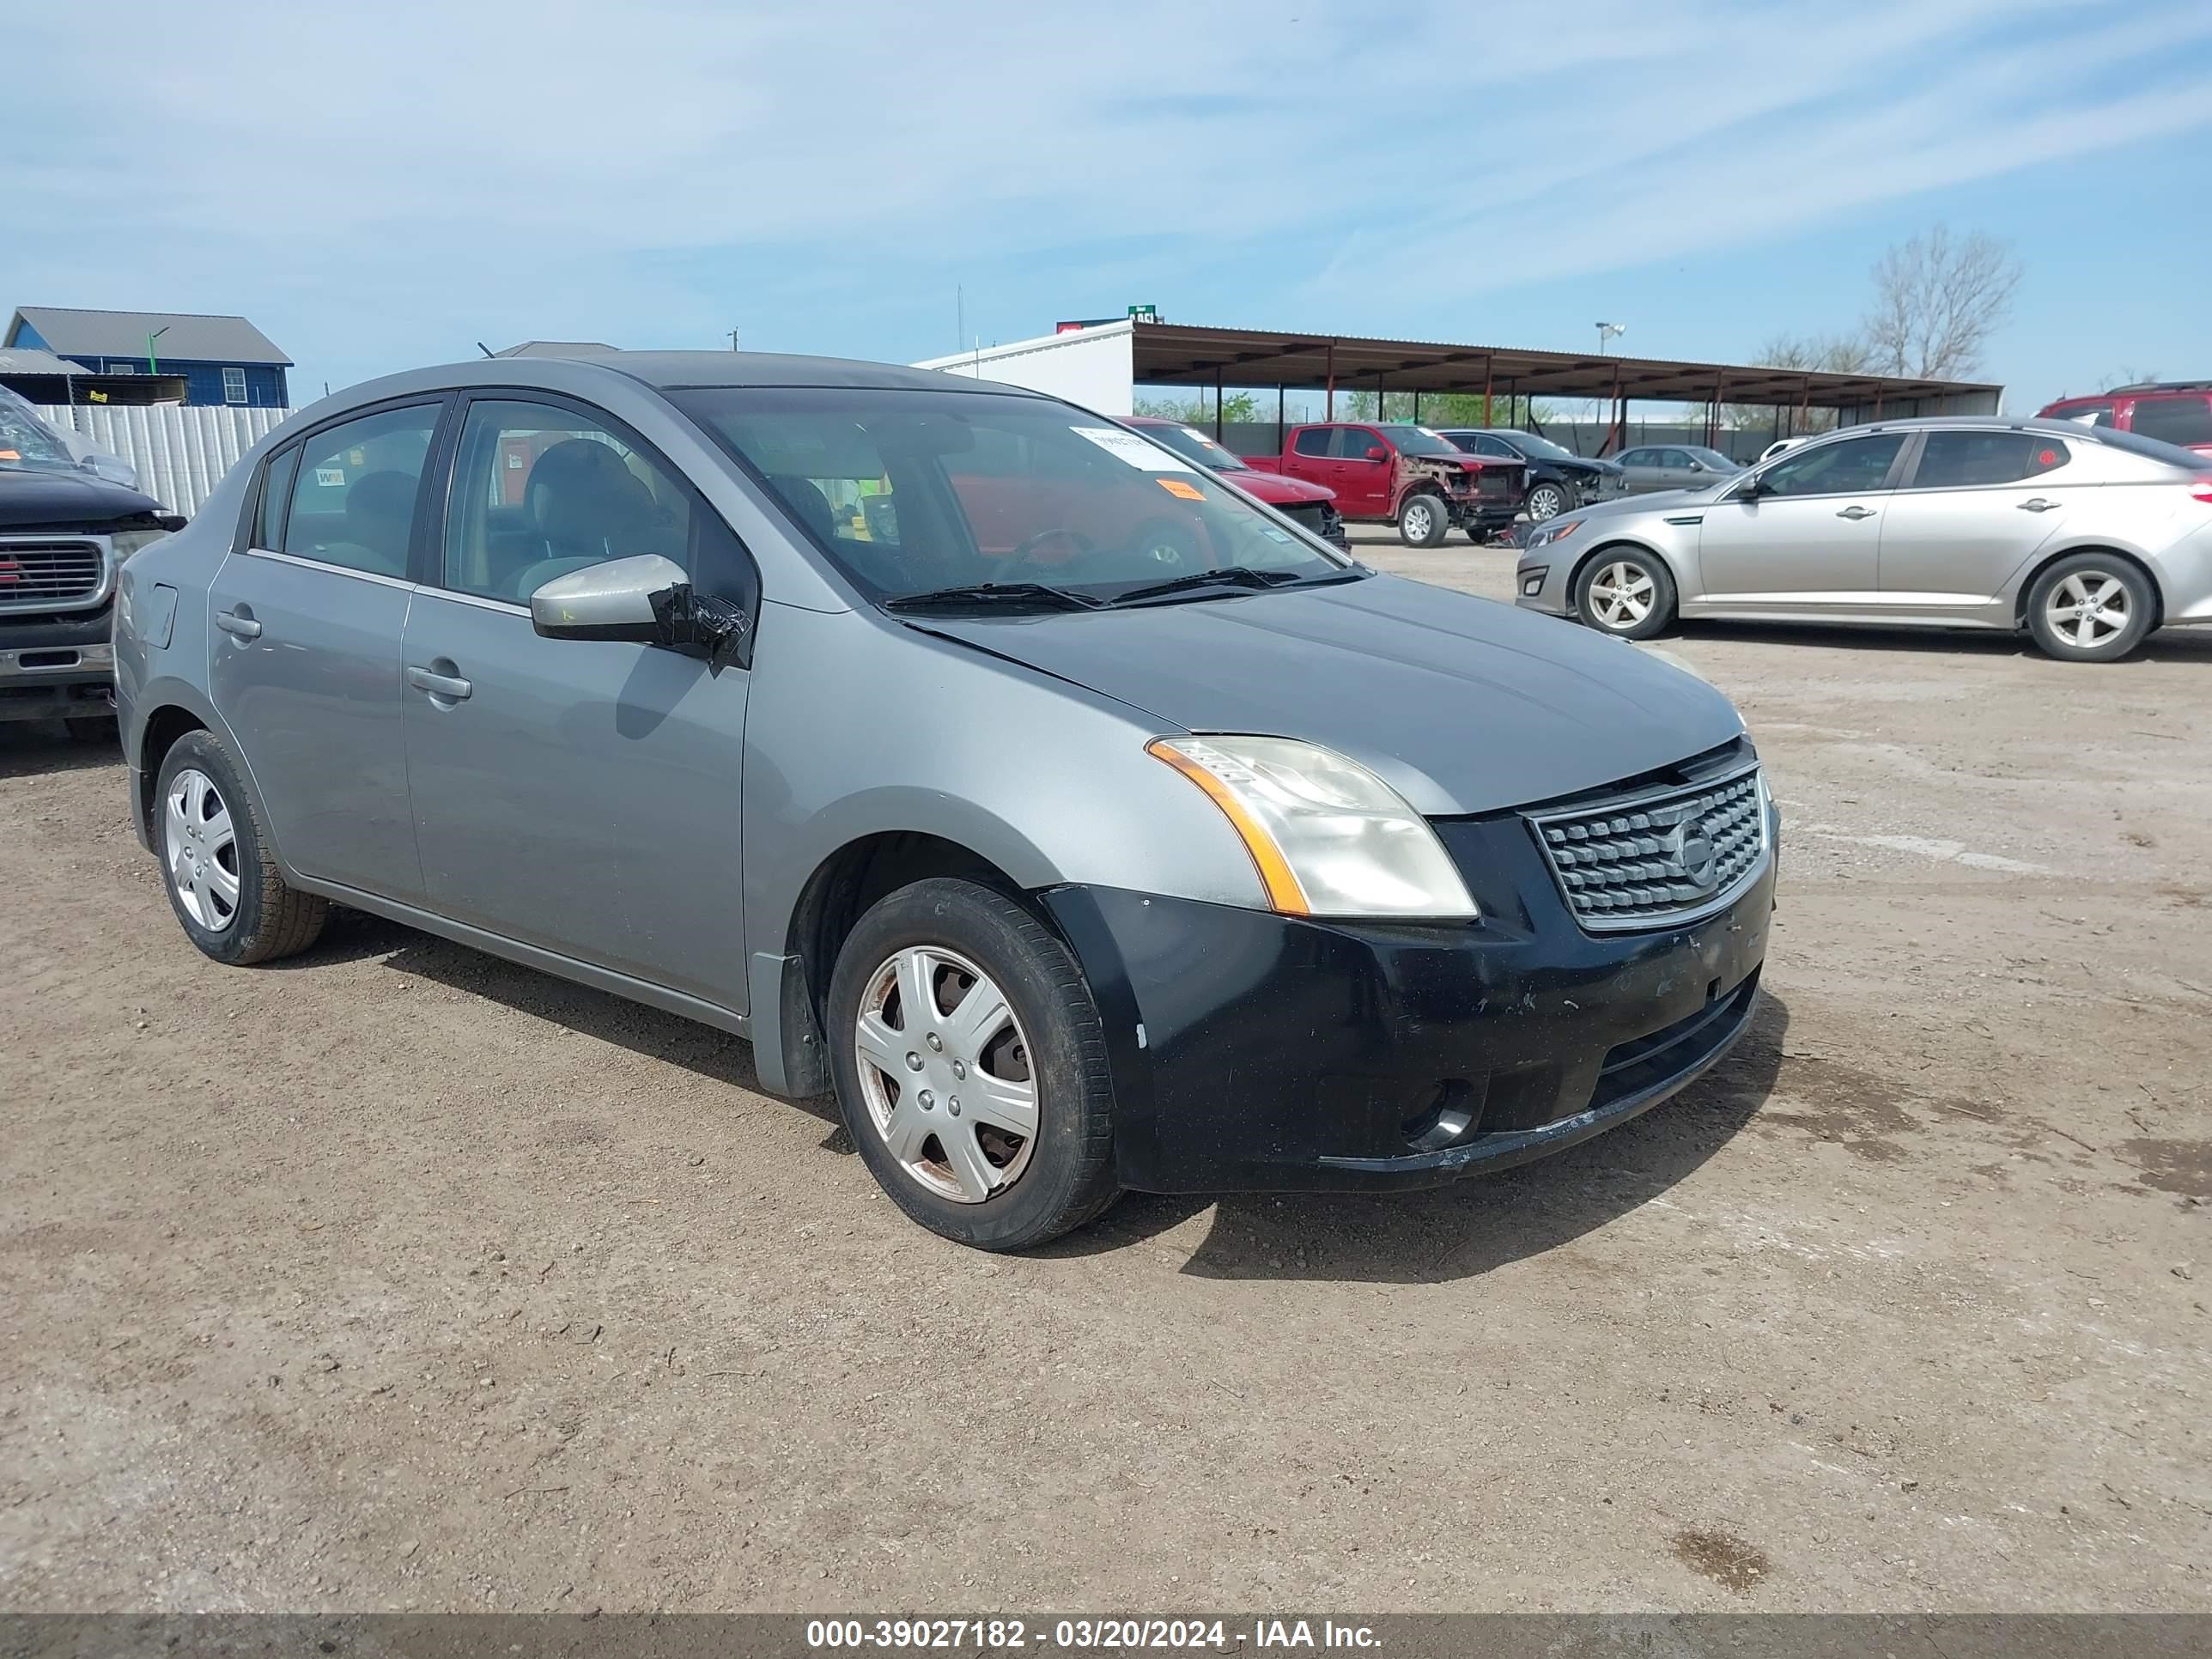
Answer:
(3, 306, 292, 408)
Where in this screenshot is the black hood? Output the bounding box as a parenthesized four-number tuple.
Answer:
(0, 467, 164, 531)
(910, 574, 1746, 816)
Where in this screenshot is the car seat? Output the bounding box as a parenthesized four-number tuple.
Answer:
(507, 439, 673, 601)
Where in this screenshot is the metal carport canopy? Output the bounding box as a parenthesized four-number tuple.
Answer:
(1127, 321, 2000, 410)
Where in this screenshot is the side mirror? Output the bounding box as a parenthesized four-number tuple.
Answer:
(1734, 475, 1765, 501)
(1686, 459, 1707, 472)
(1364, 445, 1388, 462)
(530, 553, 750, 672)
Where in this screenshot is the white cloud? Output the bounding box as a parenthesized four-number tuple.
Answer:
(5, 0, 2206, 389)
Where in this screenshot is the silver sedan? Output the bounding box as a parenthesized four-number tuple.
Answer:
(1515, 416, 2212, 661)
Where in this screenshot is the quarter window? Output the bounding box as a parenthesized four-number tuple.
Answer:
(1907, 431, 2068, 490)
(440, 399, 699, 604)
(222, 367, 248, 404)
(2130, 396, 2212, 449)
(1756, 434, 1905, 497)
(278, 404, 440, 577)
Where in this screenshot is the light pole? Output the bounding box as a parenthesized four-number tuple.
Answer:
(1595, 321, 1625, 356)
(146, 325, 171, 377)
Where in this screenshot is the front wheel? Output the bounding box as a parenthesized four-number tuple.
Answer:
(827, 878, 1121, 1250)
(1574, 550, 1676, 639)
(1525, 480, 1570, 522)
(1398, 493, 1449, 548)
(2025, 554, 2155, 662)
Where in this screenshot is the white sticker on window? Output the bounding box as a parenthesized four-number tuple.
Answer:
(313, 467, 345, 487)
(1071, 425, 1194, 471)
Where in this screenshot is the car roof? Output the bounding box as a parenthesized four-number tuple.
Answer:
(296, 350, 1040, 420)
(1793, 414, 2117, 441)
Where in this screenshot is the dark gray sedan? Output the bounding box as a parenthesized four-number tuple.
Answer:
(112, 351, 1775, 1249)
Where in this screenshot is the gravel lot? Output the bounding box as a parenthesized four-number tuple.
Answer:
(3, 533, 2209, 1613)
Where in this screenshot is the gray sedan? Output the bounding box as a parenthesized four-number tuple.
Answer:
(1516, 416, 2212, 660)
(1613, 444, 1743, 494)
(113, 351, 1775, 1249)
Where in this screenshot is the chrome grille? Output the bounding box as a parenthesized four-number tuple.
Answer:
(1528, 765, 1767, 931)
(0, 540, 106, 611)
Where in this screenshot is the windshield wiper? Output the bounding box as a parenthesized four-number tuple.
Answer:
(882, 580, 1107, 613)
(1109, 565, 1367, 606)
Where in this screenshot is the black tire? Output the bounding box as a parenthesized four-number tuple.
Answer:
(2024, 553, 2156, 663)
(1398, 492, 1449, 549)
(64, 714, 118, 744)
(153, 729, 328, 965)
(1573, 547, 1676, 640)
(1525, 480, 1570, 522)
(826, 878, 1121, 1251)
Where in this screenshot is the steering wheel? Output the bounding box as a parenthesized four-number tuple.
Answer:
(1008, 527, 1097, 568)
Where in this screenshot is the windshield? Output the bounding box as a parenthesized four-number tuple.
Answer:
(1375, 424, 1463, 458)
(1685, 447, 1741, 470)
(674, 387, 1352, 603)
(1496, 430, 1580, 463)
(1136, 422, 1253, 472)
(0, 389, 78, 473)
(2088, 427, 2210, 471)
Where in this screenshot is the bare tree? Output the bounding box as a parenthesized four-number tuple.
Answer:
(2097, 366, 2159, 392)
(1862, 225, 2022, 380)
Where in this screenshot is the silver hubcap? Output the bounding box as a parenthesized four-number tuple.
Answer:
(1589, 560, 1656, 629)
(2047, 572, 2130, 648)
(1405, 502, 1434, 539)
(854, 945, 1038, 1204)
(164, 769, 241, 933)
(1529, 485, 1565, 520)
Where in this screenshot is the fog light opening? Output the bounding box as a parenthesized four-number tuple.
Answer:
(1403, 1079, 1480, 1152)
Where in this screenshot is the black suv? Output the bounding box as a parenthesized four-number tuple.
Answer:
(1434, 428, 1626, 523)
(1, 392, 176, 737)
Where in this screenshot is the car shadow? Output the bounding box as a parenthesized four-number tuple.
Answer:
(288, 907, 842, 1133)
(280, 907, 1781, 1266)
(1038, 990, 1788, 1284)
(1670, 619, 2212, 661)
(0, 720, 122, 780)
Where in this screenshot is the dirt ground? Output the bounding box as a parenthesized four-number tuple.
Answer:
(3, 532, 2209, 1613)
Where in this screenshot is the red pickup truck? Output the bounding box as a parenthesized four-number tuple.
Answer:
(1245, 422, 1526, 547)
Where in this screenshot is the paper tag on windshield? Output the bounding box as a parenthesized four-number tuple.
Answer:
(1072, 425, 1194, 471)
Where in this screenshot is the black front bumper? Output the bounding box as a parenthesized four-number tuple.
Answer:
(1042, 822, 1772, 1194)
(1450, 495, 1522, 532)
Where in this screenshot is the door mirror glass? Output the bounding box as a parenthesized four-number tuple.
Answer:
(530, 553, 686, 641)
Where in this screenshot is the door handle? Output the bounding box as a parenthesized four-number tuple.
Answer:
(2018, 497, 2062, 512)
(215, 608, 261, 640)
(1835, 505, 1877, 520)
(406, 665, 472, 702)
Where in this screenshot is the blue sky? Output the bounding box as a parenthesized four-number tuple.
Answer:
(9, 0, 2209, 413)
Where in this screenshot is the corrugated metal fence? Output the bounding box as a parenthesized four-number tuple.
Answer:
(36, 404, 291, 519)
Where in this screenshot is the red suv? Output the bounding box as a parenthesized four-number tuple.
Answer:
(2039, 381, 2212, 455)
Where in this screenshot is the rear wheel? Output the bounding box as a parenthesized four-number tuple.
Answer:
(2026, 554, 2154, 662)
(1398, 493, 1449, 548)
(1574, 549, 1675, 639)
(154, 730, 328, 964)
(1525, 480, 1570, 522)
(827, 878, 1120, 1250)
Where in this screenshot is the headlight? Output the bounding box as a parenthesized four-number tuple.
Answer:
(1147, 735, 1478, 921)
(1524, 518, 1582, 550)
(110, 528, 171, 562)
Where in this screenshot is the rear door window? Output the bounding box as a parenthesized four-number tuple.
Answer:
(1905, 431, 2069, 489)
(279, 404, 441, 578)
(1292, 428, 1333, 457)
(2130, 396, 2212, 449)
